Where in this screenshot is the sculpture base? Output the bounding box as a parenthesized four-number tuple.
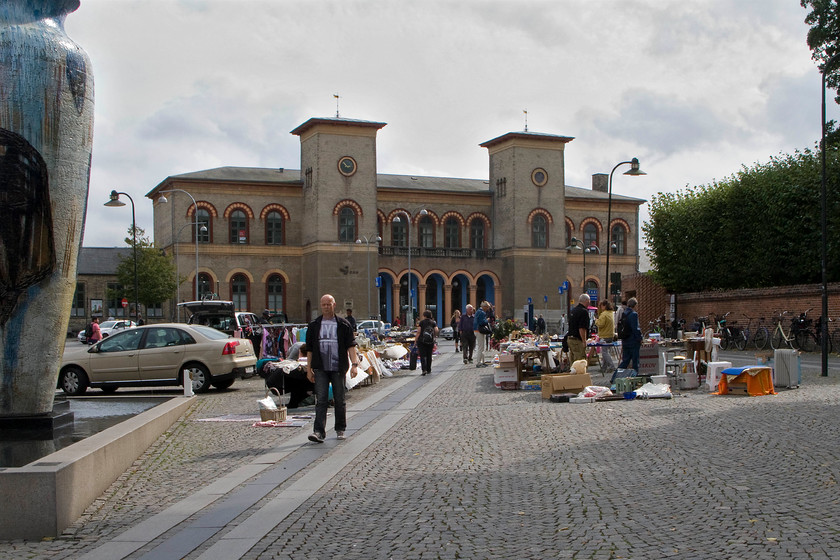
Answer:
(0, 400, 75, 438)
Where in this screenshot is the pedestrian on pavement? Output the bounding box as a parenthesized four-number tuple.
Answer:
(595, 300, 617, 374)
(87, 317, 101, 345)
(459, 304, 476, 364)
(415, 309, 438, 375)
(450, 309, 461, 353)
(617, 297, 642, 375)
(567, 294, 591, 364)
(345, 308, 357, 331)
(536, 314, 546, 336)
(305, 294, 359, 443)
(474, 301, 491, 367)
(485, 303, 496, 351)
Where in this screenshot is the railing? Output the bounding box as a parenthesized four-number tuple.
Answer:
(379, 246, 496, 259)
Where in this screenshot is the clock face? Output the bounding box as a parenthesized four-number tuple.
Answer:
(338, 156, 357, 177)
(531, 168, 548, 187)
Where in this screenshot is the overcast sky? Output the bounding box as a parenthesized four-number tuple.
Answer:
(64, 0, 837, 247)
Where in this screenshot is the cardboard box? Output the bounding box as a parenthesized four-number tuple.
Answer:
(494, 367, 517, 388)
(497, 353, 516, 364)
(541, 373, 592, 399)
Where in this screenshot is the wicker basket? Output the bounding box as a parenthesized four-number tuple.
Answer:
(259, 387, 287, 421)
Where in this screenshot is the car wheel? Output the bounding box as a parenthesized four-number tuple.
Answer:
(212, 379, 235, 390)
(183, 363, 212, 393)
(100, 385, 119, 394)
(60, 367, 89, 396)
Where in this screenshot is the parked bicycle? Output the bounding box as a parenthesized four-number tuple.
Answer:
(814, 315, 834, 354)
(745, 314, 770, 350)
(771, 309, 817, 352)
(715, 312, 747, 351)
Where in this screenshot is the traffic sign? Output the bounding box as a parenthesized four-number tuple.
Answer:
(562, 280, 571, 290)
(121, 297, 128, 308)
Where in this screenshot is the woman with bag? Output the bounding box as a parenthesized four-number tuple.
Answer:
(415, 310, 438, 376)
(595, 300, 617, 375)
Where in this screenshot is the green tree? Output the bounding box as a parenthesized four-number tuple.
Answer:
(643, 147, 840, 292)
(114, 226, 178, 311)
(802, 0, 840, 145)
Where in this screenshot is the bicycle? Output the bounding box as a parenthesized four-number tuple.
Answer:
(644, 315, 666, 339)
(770, 311, 795, 350)
(771, 309, 817, 351)
(746, 315, 770, 350)
(715, 312, 746, 351)
(813, 315, 833, 354)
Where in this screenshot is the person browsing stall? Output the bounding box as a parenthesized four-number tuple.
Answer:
(567, 293, 591, 364)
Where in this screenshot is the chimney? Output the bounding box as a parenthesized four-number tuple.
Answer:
(592, 173, 608, 193)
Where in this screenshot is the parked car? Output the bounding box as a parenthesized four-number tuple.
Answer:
(178, 300, 262, 338)
(59, 323, 256, 395)
(77, 319, 136, 343)
(356, 319, 389, 336)
(439, 326, 454, 340)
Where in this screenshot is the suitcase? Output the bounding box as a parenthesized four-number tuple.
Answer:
(409, 344, 418, 370)
(773, 349, 801, 388)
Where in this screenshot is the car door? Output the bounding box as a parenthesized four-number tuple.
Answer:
(138, 327, 188, 382)
(87, 329, 143, 382)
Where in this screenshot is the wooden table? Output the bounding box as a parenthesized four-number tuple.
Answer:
(513, 348, 551, 381)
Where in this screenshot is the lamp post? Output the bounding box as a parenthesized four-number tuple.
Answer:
(104, 190, 139, 324)
(819, 54, 840, 377)
(172, 221, 206, 321)
(355, 234, 382, 320)
(606, 158, 645, 303)
(158, 189, 202, 302)
(393, 208, 427, 328)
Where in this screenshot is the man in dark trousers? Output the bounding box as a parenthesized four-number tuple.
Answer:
(305, 294, 359, 443)
(617, 297, 643, 374)
(567, 293, 591, 364)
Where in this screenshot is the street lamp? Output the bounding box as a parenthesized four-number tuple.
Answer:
(393, 208, 427, 328)
(605, 158, 646, 304)
(819, 54, 840, 377)
(104, 190, 139, 324)
(566, 237, 600, 292)
(172, 221, 207, 321)
(355, 234, 382, 320)
(158, 189, 202, 302)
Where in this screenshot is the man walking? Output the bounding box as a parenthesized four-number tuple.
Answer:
(459, 305, 476, 364)
(306, 294, 359, 443)
(475, 301, 491, 367)
(567, 294, 591, 364)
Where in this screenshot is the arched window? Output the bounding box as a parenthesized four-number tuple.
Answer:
(470, 219, 485, 250)
(584, 279, 599, 293)
(565, 222, 572, 247)
(611, 224, 626, 255)
(418, 215, 434, 248)
(583, 222, 598, 249)
(231, 274, 248, 311)
(196, 209, 211, 244)
(197, 272, 213, 300)
(392, 216, 408, 247)
(532, 215, 547, 248)
(266, 211, 283, 245)
(230, 210, 248, 244)
(444, 217, 460, 248)
(266, 274, 284, 312)
(338, 207, 356, 242)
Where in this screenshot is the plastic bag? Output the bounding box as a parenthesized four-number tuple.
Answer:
(258, 396, 278, 411)
(633, 382, 672, 399)
(579, 385, 613, 399)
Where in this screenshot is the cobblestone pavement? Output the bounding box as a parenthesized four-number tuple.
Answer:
(3, 343, 840, 559)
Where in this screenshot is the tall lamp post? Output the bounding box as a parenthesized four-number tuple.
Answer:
(566, 237, 599, 293)
(605, 158, 645, 303)
(158, 189, 202, 301)
(104, 190, 139, 324)
(355, 234, 382, 320)
(393, 208, 427, 328)
(819, 54, 840, 377)
(172, 221, 206, 321)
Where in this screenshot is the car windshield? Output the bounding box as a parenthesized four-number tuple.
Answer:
(190, 325, 231, 340)
(100, 321, 118, 329)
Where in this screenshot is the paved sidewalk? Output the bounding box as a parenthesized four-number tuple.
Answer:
(3, 343, 840, 559)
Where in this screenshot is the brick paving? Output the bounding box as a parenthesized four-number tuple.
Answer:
(2, 343, 840, 559)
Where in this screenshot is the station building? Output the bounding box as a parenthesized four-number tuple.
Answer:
(140, 116, 645, 327)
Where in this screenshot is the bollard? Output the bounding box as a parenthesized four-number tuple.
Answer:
(183, 370, 194, 397)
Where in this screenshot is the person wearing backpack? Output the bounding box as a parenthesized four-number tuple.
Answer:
(415, 309, 438, 376)
(617, 297, 642, 374)
(86, 317, 101, 345)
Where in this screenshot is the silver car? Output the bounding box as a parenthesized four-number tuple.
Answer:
(59, 324, 256, 395)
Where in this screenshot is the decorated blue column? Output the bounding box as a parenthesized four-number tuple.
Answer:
(0, 0, 93, 416)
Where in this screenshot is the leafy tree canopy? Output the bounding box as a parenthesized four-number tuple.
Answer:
(114, 226, 178, 310)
